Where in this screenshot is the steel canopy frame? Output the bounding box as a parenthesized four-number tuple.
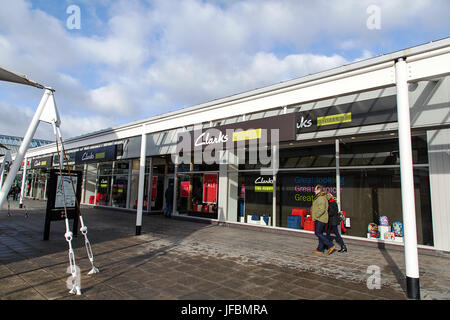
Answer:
(0, 88, 58, 209)
(0, 66, 99, 296)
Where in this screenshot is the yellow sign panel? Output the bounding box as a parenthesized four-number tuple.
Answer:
(95, 152, 105, 159)
(255, 186, 273, 192)
(232, 129, 262, 142)
(317, 112, 352, 126)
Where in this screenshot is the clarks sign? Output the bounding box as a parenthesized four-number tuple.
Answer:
(31, 156, 53, 169)
(195, 131, 229, 147)
(75, 145, 116, 164)
(179, 113, 296, 150)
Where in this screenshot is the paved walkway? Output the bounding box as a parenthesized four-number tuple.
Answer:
(1, 199, 449, 300)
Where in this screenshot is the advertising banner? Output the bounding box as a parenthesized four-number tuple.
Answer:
(180, 181, 190, 198)
(203, 173, 218, 204)
(152, 176, 158, 200)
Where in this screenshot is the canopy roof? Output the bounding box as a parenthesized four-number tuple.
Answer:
(0, 65, 45, 89)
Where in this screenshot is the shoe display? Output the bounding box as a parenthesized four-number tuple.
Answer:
(312, 250, 324, 254)
(327, 245, 336, 255)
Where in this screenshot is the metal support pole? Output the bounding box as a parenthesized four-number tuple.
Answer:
(136, 125, 147, 235)
(335, 139, 341, 211)
(395, 58, 420, 300)
(272, 144, 277, 227)
(172, 155, 178, 216)
(0, 89, 52, 209)
(19, 158, 28, 208)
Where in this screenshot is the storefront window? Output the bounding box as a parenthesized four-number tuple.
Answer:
(111, 175, 128, 208)
(340, 135, 428, 166)
(237, 173, 273, 226)
(279, 144, 335, 168)
(96, 161, 113, 206)
(96, 175, 110, 206)
(129, 159, 140, 209)
(84, 163, 97, 204)
(176, 172, 218, 219)
(340, 167, 433, 246)
(277, 171, 338, 228)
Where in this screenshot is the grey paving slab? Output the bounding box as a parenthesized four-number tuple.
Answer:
(1, 199, 449, 300)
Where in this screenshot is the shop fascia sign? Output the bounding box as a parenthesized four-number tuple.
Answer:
(181, 113, 296, 150)
(31, 156, 53, 169)
(295, 95, 397, 134)
(75, 145, 116, 164)
(194, 128, 264, 147)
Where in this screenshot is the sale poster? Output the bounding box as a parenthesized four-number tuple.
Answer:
(203, 173, 218, 204)
(152, 176, 158, 200)
(180, 181, 190, 197)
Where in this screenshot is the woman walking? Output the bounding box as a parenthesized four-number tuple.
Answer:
(326, 193, 348, 253)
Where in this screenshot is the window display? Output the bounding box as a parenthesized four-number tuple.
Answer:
(176, 172, 218, 219)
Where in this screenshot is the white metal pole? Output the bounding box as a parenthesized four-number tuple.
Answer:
(20, 157, 28, 206)
(0, 166, 4, 189)
(395, 58, 420, 300)
(336, 139, 341, 211)
(172, 155, 178, 216)
(136, 125, 147, 235)
(0, 89, 52, 210)
(272, 144, 277, 227)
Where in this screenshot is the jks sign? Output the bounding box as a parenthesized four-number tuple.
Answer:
(296, 95, 397, 134)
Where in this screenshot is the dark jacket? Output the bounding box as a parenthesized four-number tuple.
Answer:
(327, 199, 339, 226)
(165, 186, 174, 202)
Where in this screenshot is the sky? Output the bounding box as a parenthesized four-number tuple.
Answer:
(0, 0, 449, 141)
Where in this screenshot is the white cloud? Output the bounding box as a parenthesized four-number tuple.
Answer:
(88, 83, 131, 116)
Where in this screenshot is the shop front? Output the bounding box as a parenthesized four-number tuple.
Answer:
(15, 39, 450, 253)
(29, 155, 53, 200)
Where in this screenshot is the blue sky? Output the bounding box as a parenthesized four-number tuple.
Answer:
(0, 0, 449, 140)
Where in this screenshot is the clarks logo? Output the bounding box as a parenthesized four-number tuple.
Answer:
(296, 116, 312, 129)
(195, 131, 229, 147)
(255, 177, 273, 184)
(81, 152, 95, 161)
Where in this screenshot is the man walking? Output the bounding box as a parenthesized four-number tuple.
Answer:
(312, 184, 336, 255)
